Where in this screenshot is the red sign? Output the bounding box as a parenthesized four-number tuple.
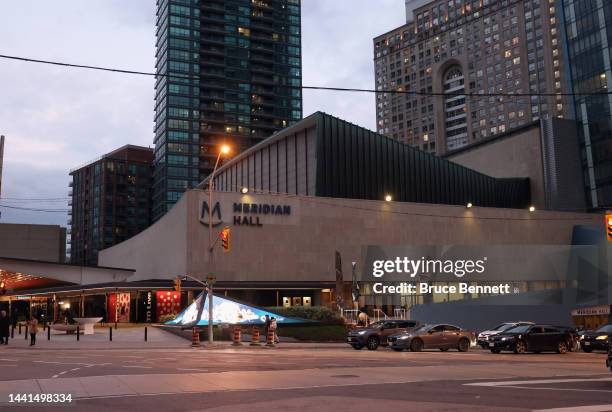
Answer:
(156, 291, 181, 319)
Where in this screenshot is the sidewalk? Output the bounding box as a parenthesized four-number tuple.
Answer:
(0, 326, 346, 350)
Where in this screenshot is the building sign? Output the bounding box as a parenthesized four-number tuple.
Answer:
(199, 200, 292, 227)
(571, 305, 611, 316)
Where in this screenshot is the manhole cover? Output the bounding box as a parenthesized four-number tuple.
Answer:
(330, 374, 360, 378)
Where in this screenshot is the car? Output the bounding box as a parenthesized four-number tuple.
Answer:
(488, 324, 571, 354)
(554, 325, 580, 352)
(606, 337, 612, 372)
(580, 324, 612, 353)
(346, 319, 420, 350)
(387, 324, 475, 352)
(477, 321, 534, 348)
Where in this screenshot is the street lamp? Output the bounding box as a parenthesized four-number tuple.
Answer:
(206, 144, 231, 345)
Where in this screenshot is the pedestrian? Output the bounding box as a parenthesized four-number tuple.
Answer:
(28, 315, 38, 346)
(358, 310, 369, 327)
(270, 317, 279, 344)
(0, 310, 9, 345)
(264, 314, 271, 337)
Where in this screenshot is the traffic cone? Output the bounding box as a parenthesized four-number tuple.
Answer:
(266, 328, 275, 347)
(191, 327, 200, 348)
(232, 326, 242, 346)
(250, 327, 261, 346)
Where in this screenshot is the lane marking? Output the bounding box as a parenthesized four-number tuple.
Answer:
(122, 365, 153, 369)
(533, 405, 612, 412)
(465, 377, 612, 387)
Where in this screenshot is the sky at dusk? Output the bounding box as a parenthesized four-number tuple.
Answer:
(0, 0, 405, 226)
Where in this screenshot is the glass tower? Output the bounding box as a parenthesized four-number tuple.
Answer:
(561, 0, 612, 209)
(153, 0, 302, 221)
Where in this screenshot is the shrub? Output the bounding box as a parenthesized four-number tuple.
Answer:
(267, 306, 344, 325)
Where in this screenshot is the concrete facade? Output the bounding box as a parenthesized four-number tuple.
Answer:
(99, 190, 600, 284)
(0, 223, 66, 263)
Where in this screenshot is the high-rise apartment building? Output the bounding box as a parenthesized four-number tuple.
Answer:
(69, 145, 154, 266)
(374, 0, 569, 155)
(152, 0, 303, 221)
(561, 0, 612, 209)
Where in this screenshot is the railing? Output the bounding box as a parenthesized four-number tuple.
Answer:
(340, 309, 359, 325)
(393, 308, 411, 320)
(372, 309, 388, 322)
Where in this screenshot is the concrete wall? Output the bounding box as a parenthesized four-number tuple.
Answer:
(99, 190, 600, 283)
(447, 126, 546, 208)
(0, 223, 66, 262)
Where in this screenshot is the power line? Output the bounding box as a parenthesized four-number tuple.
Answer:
(1, 53, 611, 99)
(0, 204, 69, 213)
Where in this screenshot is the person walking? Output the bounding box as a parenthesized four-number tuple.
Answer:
(0, 310, 9, 345)
(270, 317, 279, 344)
(264, 315, 271, 338)
(28, 315, 38, 346)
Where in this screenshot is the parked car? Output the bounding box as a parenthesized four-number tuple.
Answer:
(580, 324, 612, 353)
(388, 324, 475, 352)
(346, 319, 420, 350)
(477, 322, 534, 348)
(488, 324, 571, 354)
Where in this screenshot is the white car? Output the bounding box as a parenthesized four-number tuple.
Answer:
(477, 321, 534, 348)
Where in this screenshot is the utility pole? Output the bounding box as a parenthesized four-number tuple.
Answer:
(206, 144, 230, 345)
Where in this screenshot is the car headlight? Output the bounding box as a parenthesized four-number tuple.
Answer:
(357, 330, 368, 335)
(501, 337, 507, 341)
(399, 335, 410, 340)
(596, 335, 608, 341)
(580, 334, 585, 340)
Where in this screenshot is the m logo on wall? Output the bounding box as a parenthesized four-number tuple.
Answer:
(200, 201, 223, 227)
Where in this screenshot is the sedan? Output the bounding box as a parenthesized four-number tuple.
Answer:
(488, 324, 570, 354)
(388, 324, 474, 352)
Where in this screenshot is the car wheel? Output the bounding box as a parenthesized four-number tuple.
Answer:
(583, 347, 592, 353)
(457, 338, 470, 352)
(514, 340, 526, 354)
(392, 348, 403, 352)
(352, 344, 363, 350)
(490, 349, 501, 354)
(366, 336, 379, 351)
(410, 339, 423, 352)
(557, 341, 567, 354)
(439, 348, 449, 352)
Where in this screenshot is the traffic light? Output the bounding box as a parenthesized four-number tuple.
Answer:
(173, 277, 181, 293)
(220, 228, 231, 252)
(606, 213, 612, 241)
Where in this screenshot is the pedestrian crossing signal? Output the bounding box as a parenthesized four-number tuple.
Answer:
(221, 228, 231, 252)
(606, 213, 612, 242)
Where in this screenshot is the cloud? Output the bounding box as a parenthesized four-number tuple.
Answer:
(0, 0, 405, 226)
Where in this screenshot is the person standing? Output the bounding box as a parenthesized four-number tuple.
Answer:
(270, 317, 278, 344)
(28, 316, 38, 346)
(0, 310, 9, 345)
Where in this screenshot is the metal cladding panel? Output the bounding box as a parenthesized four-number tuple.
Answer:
(314, 113, 530, 208)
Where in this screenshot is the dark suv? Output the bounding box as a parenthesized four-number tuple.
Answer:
(580, 324, 612, 353)
(488, 324, 571, 354)
(347, 319, 420, 350)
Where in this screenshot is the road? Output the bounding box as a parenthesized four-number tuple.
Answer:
(0, 337, 610, 412)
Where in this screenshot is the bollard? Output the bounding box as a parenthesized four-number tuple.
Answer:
(250, 327, 261, 346)
(265, 328, 275, 347)
(11, 326, 14, 339)
(76, 326, 80, 341)
(24, 325, 28, 340)
(109, 326, 113, 342)
(19, 323, 21, 335)
(47, 325, 51, 341)
(232, 326, 242, 346)
(191, 327, 200, 348)
(144, 327, 148, 342)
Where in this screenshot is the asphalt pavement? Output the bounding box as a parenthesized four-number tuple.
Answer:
(0, 327, 610, 411)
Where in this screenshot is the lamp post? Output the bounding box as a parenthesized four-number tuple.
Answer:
(206, 144, 230, 344)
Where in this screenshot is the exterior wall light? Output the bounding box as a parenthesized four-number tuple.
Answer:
(385, 194, 393, 202)
(466, 202, 473, 208)
(240, 187, 249, 194)
(529, 206, 536, 212)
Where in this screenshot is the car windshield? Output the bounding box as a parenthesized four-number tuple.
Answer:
(492, 323, 513, 331)
(504, 325, 531, 333)
(415, 325, 433, 333)
(369, 321, 385, 328)
(596, 324, 612, 333)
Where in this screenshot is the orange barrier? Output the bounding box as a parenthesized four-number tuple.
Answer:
(191, 327, 200, 348)
(232, 326, 242, 346)
(265, 328, 275, 347)
(250, 327, 261, 346)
